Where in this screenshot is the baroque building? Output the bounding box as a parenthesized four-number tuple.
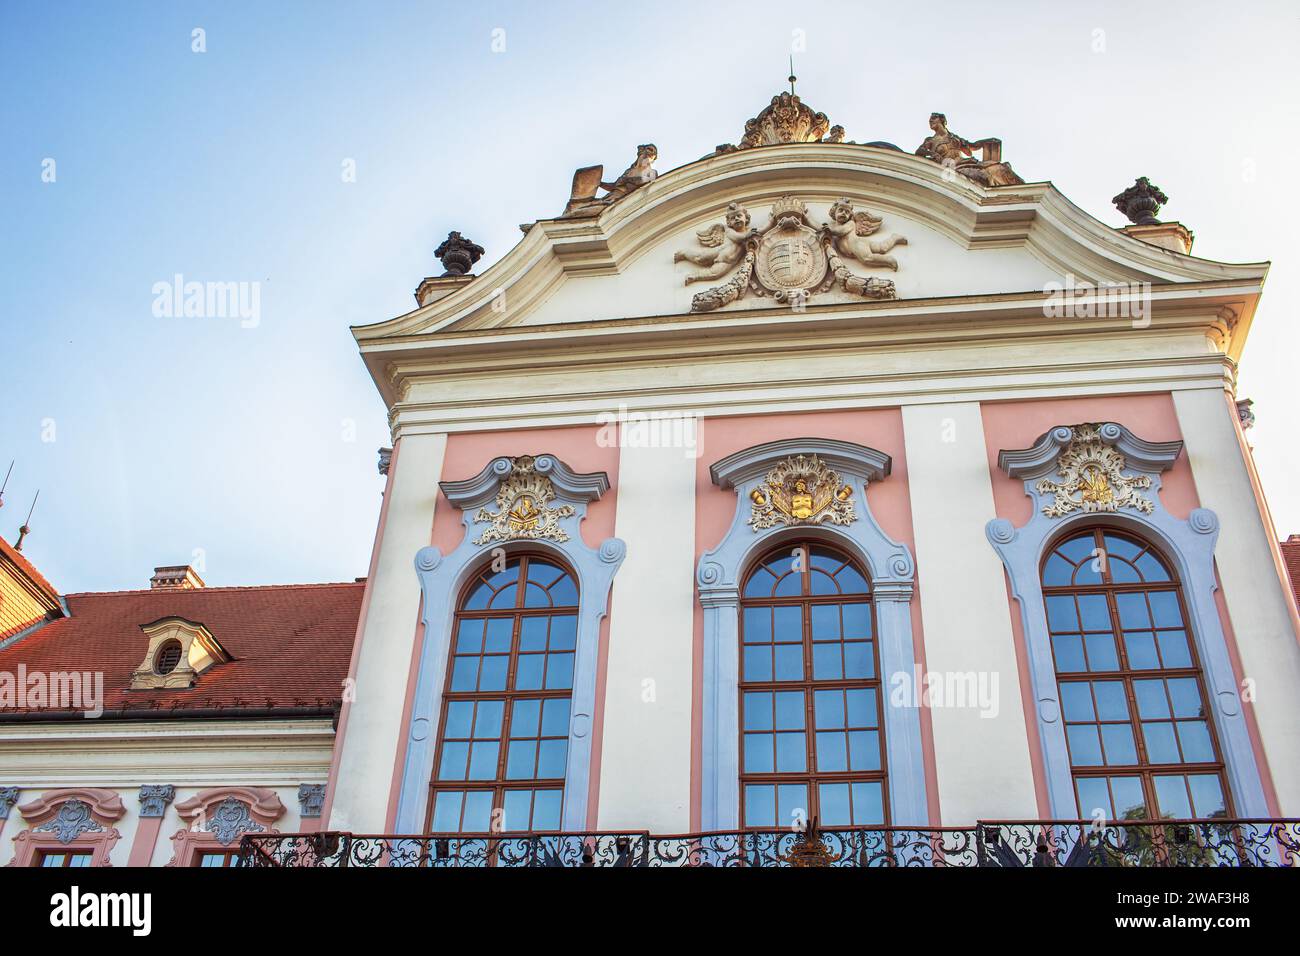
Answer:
(3, 90, 1299, 867)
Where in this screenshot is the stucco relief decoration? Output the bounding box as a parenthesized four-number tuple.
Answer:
(472, 455, 576, 546)
(1036, 423, 1154, 518)
(205, 797, 265, 846)
(37, 799, 105, 844)
(677, 196, 903, 313)
(748, 454, 856, 530)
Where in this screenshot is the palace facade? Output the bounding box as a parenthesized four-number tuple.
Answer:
(4, 91, 1299, 867)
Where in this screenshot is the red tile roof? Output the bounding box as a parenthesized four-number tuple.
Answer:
(1280, 536, 1300, 609)
(0, 582, 363, 720)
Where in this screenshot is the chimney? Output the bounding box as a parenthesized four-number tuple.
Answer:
(150, 565, 206, 590)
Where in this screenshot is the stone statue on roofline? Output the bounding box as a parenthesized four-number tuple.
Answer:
(915, 112, 1023, 187)
(559, 144, 659, 218)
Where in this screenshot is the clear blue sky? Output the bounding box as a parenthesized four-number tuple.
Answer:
(3, 0, 1298, 592)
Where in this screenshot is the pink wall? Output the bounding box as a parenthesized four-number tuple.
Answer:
(980, 394, 1280, 817)
(385, 426, 620, 831)
(691, 408, 941, 829)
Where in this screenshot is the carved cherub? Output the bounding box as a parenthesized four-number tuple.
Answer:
(673, 202, 756, 284)
(822, 198, 907, 271)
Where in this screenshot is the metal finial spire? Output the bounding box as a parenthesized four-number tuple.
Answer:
(0, 460, 12, 509)
(14, 489, 38, 551)
(788, 55, 797, 95)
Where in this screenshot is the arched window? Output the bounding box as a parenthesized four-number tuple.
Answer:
(427, 553, 579, 834)
(1041, 528, 1231, 821)
(739, 541, 886, 829)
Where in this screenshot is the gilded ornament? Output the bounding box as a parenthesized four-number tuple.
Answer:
(472, 456, 576, 545)
(1036, 424, 1154, 518)
(749, 454, 856, 530)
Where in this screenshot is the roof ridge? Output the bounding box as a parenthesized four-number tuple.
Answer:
(65, 580, 365, 597)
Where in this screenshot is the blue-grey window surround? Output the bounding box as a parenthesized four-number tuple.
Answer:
(696, 438, 928, 830)
(394, 454, 626, 833)
(985, 422, 1268, 818)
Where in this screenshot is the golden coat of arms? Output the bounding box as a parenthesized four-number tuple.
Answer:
(472, 456, 576, 545)
(1035, 424, 1154, 518)
(748, 454, 856, 530)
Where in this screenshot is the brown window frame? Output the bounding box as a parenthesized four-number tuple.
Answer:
(738, 540, 889, 830)
(1041, 525, 1233, 821)
(37, 849, 94, 868)
(425, 551, 578, 835)
(193, 849, 239, 868)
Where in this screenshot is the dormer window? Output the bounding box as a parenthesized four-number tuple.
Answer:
(130, 617, 231, 690)
(153, 640, 184, 676)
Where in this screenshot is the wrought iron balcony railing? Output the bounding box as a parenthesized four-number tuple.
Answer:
(238, 819, 1300, 868)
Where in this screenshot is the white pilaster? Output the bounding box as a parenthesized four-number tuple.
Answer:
(1173, 388, 1300, 812)
(901, 402, 1037, 822)
(596, 439, 696, 831)
(328, 433, 447, 832)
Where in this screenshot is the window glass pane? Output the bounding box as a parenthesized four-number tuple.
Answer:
(1073, 560, 1103, 585)
(532, 790, 563, 830)
(438, 742, 469, 780)
(842, 603, 871, 637)
(1075, 777, 1111, 819)
(843, 642, 873, 679)
(502, 790, 532, 831)
(41, 854, 65, 868)
(467, 742, 499, 779)
(1115, 593, 1150, 628)
(743, 569, 776, 599)
(1043, 553, 1074, 586)
(1057, 534, 1095, 564)
(1052, 634, 1086, 671)
(812, 642, 842, 680)
(1067, 724, 1103, 765)
(1083, 634, 1118, 671)
(743, 646, 772, 682)
(511, 699, 540, 737)
(544, 652, 574, 689)
(1046, 596, 1078, 631)
(1166, 678, 1203, 718)
(819, 783, 851, 825)
(444, 700, 474, 738)
(1100, 724, 1137, 765)
(1110, 776, 1147, 821)
(1108, 560, 1140, 584)
(815, 731, 846, 771)
(851, 782, 885, 825)
(1136, 552, 1169, 582)
(506, 740, 535, 778)
(489, 583, 517, 608)
(744, 692, 773, 731)
(479, 655, 508, 690)
(541, 698, 569, 736)
(743, 607, 771, 643)
(1103, 535, 1141, 562)
(537, 739, 567, 778)
(744, 785, 775, 827)
(1133, 680, 1170, 719)
(522, 582, 552, 608)
(1176, 721, 1215, 763)
(474, 700, 504, 737)
(773, 605, 801, 637)
(1157, 631, 1192, 668)
(1092, 681, 1129, 721)
(456, 619, 484, 653)
(774, 573, 801, 597)
(744, 734, 773, 773)
(773, 691, 804, 730)
(549, 615, 577, 650)
(1077, 594, 1110, 631)
(837, 564, 869, 594)
(1187, 775, 1226, 819)
(848, 731, 880, 771)
(814, 689, 844, 729)
(1148, 591, 1182, 627)
(1125, 632, 1159, 669)
(773, 645, 803, 681)
(520, 617, 548, 651)
(810, 604, 839, 638)
(1153, 775, 1193, 818)
(1142, 722, 1180, 763)
(484, 617, 512, 652)
(809, 570, 838, 596)
(1060, 682, 1094, 721)
(549, 574, 578, 607)
(776, 785, 808, 830)
(450, 656, 479, 691)
(464, 580, 493, 611)
(462, 791, 494, 830)
(431, 791, 463, 830)
(847, 689, 877, 728)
